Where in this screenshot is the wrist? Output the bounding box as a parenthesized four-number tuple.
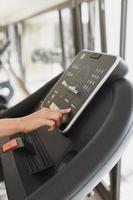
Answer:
(17, 117, 26, 133)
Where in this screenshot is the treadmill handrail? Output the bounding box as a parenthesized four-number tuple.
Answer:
(25, 79, 133, 200)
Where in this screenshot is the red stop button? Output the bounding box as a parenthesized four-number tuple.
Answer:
(2, 139, 18, 153)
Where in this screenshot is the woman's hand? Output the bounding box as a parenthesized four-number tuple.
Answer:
(21, 107, 71, 133)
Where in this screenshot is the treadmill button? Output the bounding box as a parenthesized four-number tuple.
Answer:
(71, 104, 76, 109)
(2, 137, 35, 154)
(2, 139, 18, 152)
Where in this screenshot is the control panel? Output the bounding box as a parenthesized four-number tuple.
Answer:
(41, 50, 127, 133)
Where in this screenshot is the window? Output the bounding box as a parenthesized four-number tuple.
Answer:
(61, 8, 75, 67)
(125, 0, 133, 80)
(81, 0, 101, 51)
(105, 0, 121, 54)
(21, 11, 63, 92)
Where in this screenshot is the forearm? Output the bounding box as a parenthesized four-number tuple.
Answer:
(0, 108, 71, 138)
(0, 118, 23, 138)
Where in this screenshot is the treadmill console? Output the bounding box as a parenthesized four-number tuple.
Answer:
(41, 50, 128, 133)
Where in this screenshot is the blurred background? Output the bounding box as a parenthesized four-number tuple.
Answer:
(0, 0, 133, 200)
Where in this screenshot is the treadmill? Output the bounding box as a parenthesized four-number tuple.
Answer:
(0, 50, 133, 200)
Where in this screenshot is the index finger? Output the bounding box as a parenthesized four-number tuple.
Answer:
(59, 108, 71, 114)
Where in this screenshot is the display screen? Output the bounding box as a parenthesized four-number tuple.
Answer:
(41, 51, 117, 132)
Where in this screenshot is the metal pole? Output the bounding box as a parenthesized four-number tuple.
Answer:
(59, 10, 66, 69)
(16, 23, 26, 81)
(71, 3, 83, 54)
(110, 160, 121, 200)
(88, 1, 95, 50)
(119, 0, 128, 59)
(98, 0, 107, 52)
(96, 182, 111, 200)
